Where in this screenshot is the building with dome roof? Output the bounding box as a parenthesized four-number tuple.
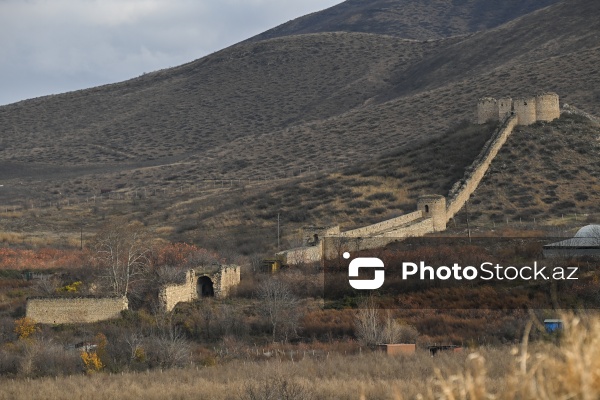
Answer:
(543, 224, 600, 258)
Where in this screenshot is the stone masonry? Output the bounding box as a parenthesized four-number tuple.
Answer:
(476, 93, 560, 125)
(158, 265, 241, 312)
(26, 296, 128, 324)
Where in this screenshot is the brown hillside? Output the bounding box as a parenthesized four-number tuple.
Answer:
(466, 113, 600, 226)
(250, 0, 560, 41)
(0, 0, 599, 253)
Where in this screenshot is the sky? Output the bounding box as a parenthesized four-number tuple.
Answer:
(0, 0, 343, 106)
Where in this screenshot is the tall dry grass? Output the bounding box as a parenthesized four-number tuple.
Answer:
(0, 314, 598, 399)
(431, 314, 600, 399)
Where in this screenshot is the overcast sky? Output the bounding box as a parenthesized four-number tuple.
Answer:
(0, 0, 342, 106)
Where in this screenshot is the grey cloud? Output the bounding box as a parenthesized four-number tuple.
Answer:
(0, 0, 341, 105)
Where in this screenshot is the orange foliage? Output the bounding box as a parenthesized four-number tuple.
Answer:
(151, 242, 222, 268)
(81, 351, 104, 373)
(0, 247, 87, 271)
(14, 317, 39, 340)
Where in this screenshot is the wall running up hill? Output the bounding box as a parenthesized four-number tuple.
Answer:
(446, 115, 518, 221)
(278, 95, 562, 264)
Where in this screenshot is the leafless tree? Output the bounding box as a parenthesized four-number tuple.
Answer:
(33, 276, 60, 296)
(355, 297, 418, 346)
(256, 279, 301, 341)
(90, 219, 151, 297)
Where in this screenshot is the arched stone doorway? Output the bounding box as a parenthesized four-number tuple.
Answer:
(197, 276, 214, 297)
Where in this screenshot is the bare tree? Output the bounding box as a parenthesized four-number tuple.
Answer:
(33, 276, 60, 296)
(90, 220, 151, 297)
(256, 279, 301, 341)
(355, 297, 418, 346)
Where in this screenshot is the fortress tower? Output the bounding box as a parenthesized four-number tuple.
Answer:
(513, 97, 537, 125)
(477, 93, 560, 126)
(535, 92, 560, 122)
(418, 195, 447, 232)
(476, 97, 499, 124)
(498, 97, 513, 120)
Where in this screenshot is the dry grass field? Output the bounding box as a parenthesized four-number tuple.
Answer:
(0, 314, 598, 399)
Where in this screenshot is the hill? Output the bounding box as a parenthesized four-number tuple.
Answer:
(250, 0, 561, 41)
(467, 113, 600, 226)
(0, 0, 599, 253)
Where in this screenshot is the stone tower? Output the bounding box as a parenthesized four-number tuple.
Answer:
(497, 97, 513, 120)
(513, 97, 537, 125)
(476, 98, 499, 124)
(418, 195, 447, 232)
(535, 92, 560, 122)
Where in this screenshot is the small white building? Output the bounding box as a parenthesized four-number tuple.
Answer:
(543, 224, 600, 258)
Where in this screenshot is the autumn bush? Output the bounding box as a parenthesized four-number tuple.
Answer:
(0, 248, 87, 271)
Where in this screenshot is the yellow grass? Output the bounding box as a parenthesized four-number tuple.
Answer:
(1, 314, 598, 399)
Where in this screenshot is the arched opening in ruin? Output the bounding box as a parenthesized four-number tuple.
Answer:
(197, 276, 214, 297)
(425, 205, 430, 213)
(313, 234, 319, 243)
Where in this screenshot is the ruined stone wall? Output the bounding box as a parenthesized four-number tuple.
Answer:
(477, 98, 499, 124)
(382, 218, 434, 238)
(159, 270, 196, 312)
(159, 266, 240, 311)
(322, 236, 397, 260)
(279, 212, 439, 264)
(26, 297, 128, 324)
(446, 114, 518, 221)
(340, 211, 423, 238)
(277, 243, 322, 265)
(536, 93, 560, 122)
(209, 265, 241, 298)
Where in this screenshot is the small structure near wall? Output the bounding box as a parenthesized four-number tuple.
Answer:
(377, 344, 416, 355)
(158, 264, 240, 312)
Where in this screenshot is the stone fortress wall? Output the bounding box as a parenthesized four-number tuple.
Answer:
(339, 211, 424, 238)
(159, 270, 197, 313)
(26, 296, 128, 324)
(476, 92, 560, 125)
(27, 265, 241, 323)
(159, 265, 241, 312)
(446, 114, 519, 221)
(278, 93, 560, 264)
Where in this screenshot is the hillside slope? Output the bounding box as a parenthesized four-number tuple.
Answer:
(466, 114, 600, 225)
(250, 0, 560, 41)
(0, 0, 599, 252)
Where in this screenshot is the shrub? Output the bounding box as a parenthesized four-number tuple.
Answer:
(14, 317, 39, 341)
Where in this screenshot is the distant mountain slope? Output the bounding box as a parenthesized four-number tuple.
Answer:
(0, 0, 599, 246)
(381, 0, 600, 100)
(0, 33, 432, 166)
(250, 0, 561, 41)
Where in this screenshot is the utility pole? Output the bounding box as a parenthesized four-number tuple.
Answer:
(277, 213, 280, 251)
(465, 200, 471, 243)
